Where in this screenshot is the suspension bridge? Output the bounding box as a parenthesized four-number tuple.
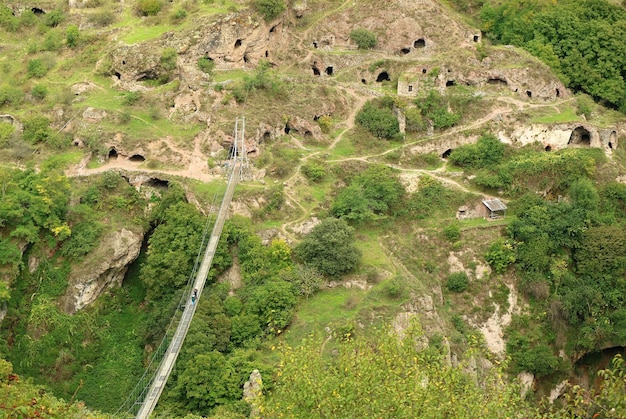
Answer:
(117, 118, 248, 418)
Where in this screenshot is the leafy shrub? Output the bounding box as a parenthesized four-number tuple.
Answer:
(301, 161, 326, 182)
(416, 90, 460, 129)
(231, 60, 285, 103)
(443, 223, 461, 242)
(0, 122, 15, 146)
(0, 5, 19, 31)
(22, 115, 51, 144)
(350, 28, 377, 49)
(66, 25, 80, 48)
(31, 84, 48, 100)
(60, 222, 103, 259)
(485, 239, 516, 274)
(44, 9, 65, 27)
(170, 8, 187, 22)
(160, 48, 177, 71)
(27, 59, 49, 78)
(448, 134, 505, 169)
(317, 115, 332, 133)
(356, 98, 400, 139)
(253, 0, 286, 21)
(446, 272, 469, 292)
(136, 0, 163, 16)
(43, 31, 62, 51)
(19, 10, 38, 28)
(382, 276, 408, 300)
(197, 57, 215, 74)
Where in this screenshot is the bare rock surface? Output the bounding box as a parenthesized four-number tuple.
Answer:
(60, 228, 143, 313)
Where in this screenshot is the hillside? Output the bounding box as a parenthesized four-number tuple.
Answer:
(1, 0, 626, 417)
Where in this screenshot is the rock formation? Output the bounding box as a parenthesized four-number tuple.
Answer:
(60, 228, 143, 313)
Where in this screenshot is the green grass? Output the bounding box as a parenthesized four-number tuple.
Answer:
(531, 107, 582, 124)
(327, 137, 355, 159)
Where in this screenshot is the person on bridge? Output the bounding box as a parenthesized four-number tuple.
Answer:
(191, 288, 198, 305)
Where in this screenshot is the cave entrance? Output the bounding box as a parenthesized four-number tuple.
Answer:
(144, 178, 169, 189)
(234, 39, 242, 48)
(568, 126, 591, 146)
(609, 131, 617, 149)
(108, 149, 118, 159)
(31, 7, 45, 15)
(114, 71, 121, 80)
(556, 88, 561, 97)
(400, 48, 410, 54)
(442, 149, 453, 158)
(129, 154, 145, 162)
(473, 35, 480, 42)
(312, 66, 320, 76)
(361, 79, 367, 84)
(526, 90, 532, 98)
(487, 78, 507, 86)
(325, 66, 333, 75)
(414, 38, 426, 48)
(262, 131, 271, 142)
(544, 145, 552, 152)
(376, 71, 390, 82)
(284, 124, 291, 134)
(243, 54, 250, 64)
(446, 80, 456, 87)
(422, 68, 427, 74)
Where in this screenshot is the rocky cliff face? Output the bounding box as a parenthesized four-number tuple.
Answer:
(59, 228, 144, 313)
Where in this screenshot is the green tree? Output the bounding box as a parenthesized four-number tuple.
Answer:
(136, 0, 163, 16)
(350, 28, 377, 49)
(294, 218, 361, 278)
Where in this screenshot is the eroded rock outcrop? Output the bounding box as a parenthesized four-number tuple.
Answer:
(60, 228, 143, 313)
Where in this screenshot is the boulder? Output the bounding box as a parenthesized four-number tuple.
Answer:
(60, 228, 143, 313)
(243, 369, 263, 417)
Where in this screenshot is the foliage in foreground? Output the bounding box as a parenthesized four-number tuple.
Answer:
(262, 322, 530, 418)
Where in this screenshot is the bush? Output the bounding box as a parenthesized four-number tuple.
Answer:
(446, 272, 469, 293)
(66, 25, 80, 48)
(0, 5, 19, 31)
(197, 57, 215, 74)
(22, 115, 51, 144)
(0, 85, 24, 106)
(355, 99, 399, 139)
(136, 0, 163, 16)
(443, 223, 461, 242)
(253, 0, 286, 21)
(160, 48, 177, 72)
(485, 239, 516, 274)
(44, 9, 65, 27)
(170, 8, 187, 22)
(350, 28, 377, 49)
(301, 161, 326, 182)
(27, 59, 49, 78)
(121, 91, 142, 105)
(0, 122, 15, 146)
(89, 10, 116, 27)
(31, 84, 48, 100)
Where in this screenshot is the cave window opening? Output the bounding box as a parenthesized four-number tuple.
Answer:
(234, 39, 242, 48)
(31, 7, 45, 15)
(284, 124, 291, 134)
(422, 68, 427, 74)
(609, 142, 613, 149)
(122, 60, 126, 65)
(312, 67, 320, 76)
(265, 50, 269, 58)
(269, 25, 277, 33)
(114, 71, 121, 80)
(414, 38, 426, 48)
(487, 78, 507, 86)
(556, 88, 560, 97)
(129, 154, 145, 162)
(401, 48, 410, 54)
(376, 71, 390, 82)
(473, 35, 479, 42)
(408, 85, 413, 92)
(262, 132, 271, 142)
(361, 79, 367, 84)
(312, 41, 318, 48)
(442, 149, 453, 158)
(325, 66, 333, 76)
(243, 54, 250, 63)
(108, 149, 118, 159)
(545, 145, 552, 152)
(568, 126, 592, 146)
(446, 80, 455, 87)
(526, 90, 532, 98)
